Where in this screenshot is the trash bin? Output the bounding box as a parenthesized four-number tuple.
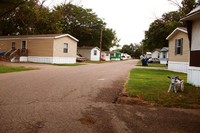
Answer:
(142, 58, 148, 66)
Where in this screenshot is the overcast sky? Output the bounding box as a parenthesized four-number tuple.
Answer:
(43, 0, 182, 46)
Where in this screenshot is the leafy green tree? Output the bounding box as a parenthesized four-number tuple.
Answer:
(34, 6, 62, 34)
(0, 0, 40, 35)
(142, 11, 183, 52)
(180, 0, 197, 16)
(0, 2, 118, 50)
(120, 43, 142, 58)
(143, 0, 199, 52)
(0, 0, 28, 18)
(132, 43, 143, 59)
(54, 4, 118, 50)
(121, 44, 133, 55)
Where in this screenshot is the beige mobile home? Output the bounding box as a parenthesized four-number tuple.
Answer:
(166, 27, 189, 73)
(0, 34, 78, 64)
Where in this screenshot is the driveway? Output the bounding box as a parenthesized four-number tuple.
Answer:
(0, 60, 200, 133)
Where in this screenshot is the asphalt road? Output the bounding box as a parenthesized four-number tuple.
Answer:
(0, 60, 200, 133)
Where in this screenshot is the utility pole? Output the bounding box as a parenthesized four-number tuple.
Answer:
(99, 28, 103, 61)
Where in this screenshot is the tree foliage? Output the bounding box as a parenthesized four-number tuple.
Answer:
(180, 0, 197, 16)
(142, 11, 183, 52)
(120, 43, 143, 59)
(53, 4, 117, 50)
(142, 0, 198, 52)
(0, 1, 118, 51)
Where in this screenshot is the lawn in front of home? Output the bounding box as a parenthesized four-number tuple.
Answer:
(126, 68, 200, 108)
(0, 65, 36, 74)
(137, 60, 167, 68)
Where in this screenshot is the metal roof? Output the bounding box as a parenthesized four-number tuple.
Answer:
(78, 46, 100, 50)
(0, 34, 79, 42)
(187, 5, 200, 16)
(160, 47, 168, 52)
(181, 5, 200, 21)
(166, 27, 187, 40)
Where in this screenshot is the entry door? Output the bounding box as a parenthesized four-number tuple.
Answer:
(21, 41, 27, 49)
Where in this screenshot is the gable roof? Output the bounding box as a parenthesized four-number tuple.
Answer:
(0, 34, 79, 42)
(78, 46, 100, 50)
(160, 47, 168, 52)
(152, 49, 160, 53)
(146, 52, 152, 55)
(166, 27, 188, 40)
(181, 5, 200, 21)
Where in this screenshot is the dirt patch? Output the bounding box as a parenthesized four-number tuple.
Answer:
(23, 120, 45, 133)
(114, 92, 156, 106)
(116, 96, 145, 105)
(81, 107, 115, 133)
(95, 80, 125, 103)
(79, 116, 96, 126)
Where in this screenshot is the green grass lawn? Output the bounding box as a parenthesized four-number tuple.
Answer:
(137, 60, 167, 68)
(126, 68, 200, 108)
(0, 65, 36, 74)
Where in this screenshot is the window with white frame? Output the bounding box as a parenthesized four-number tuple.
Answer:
(175, 38, 183, 55)
(94, 50, 97, 55)
(63, 43, 68, 53)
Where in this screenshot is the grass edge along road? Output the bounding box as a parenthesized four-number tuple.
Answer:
(137, 60, 167, 68)
(125, 68, 200, 109)
(0, 65, 37, 74)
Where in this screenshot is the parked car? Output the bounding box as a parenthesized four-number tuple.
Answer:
(148, 58, 160, 63)
(76, 54, 87, 62)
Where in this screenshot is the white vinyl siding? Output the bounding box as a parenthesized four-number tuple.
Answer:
(191, 19, 200, 51)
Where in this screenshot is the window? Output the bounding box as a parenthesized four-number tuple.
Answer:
(63, 43, 68, 53)
(11, 42, 16, 50)
(22, 41, 27, 49)
(175, 38, 183, 55)
(163, 52, 166, 58)
(94, 50, 97, 55)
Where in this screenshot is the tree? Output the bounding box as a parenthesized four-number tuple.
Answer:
(143, 0, 199, 52)
(180, 0, 197, 16)
(168, 0, 198, 16)
(54, 4, 118, 50)
(0, 2, 118, 50)
(142, 11, 183, 52)
(0, 0, 28, 18)
(120, 43, 142, 58)
(0, 0, 62, 35)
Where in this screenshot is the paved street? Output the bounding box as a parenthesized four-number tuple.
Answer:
(0, 60, 200, 133)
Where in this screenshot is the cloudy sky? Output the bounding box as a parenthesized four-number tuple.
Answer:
(43, 0, 182, 46)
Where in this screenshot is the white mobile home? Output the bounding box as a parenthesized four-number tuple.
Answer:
(78, 47, 100, 61)
(182, 5, 200, 87)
